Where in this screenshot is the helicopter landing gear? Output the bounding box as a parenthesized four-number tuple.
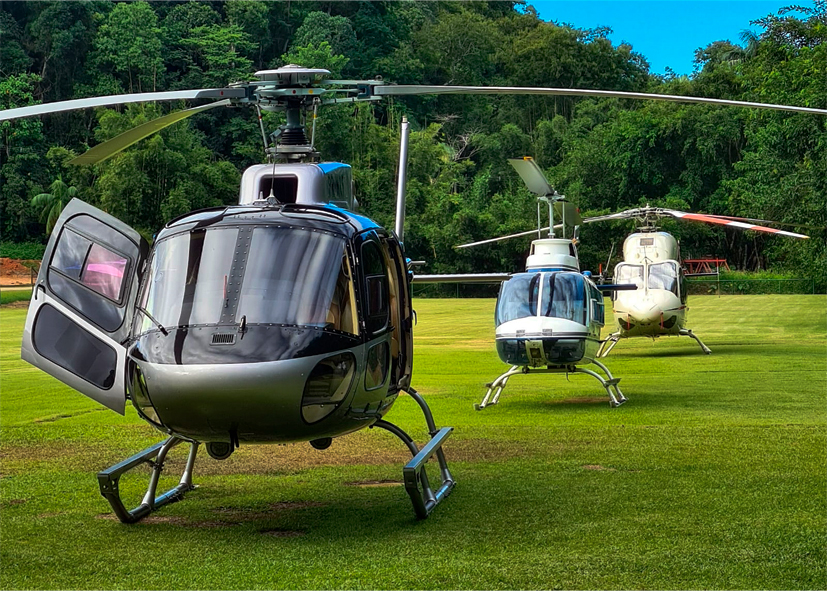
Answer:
(476, 365, 521, 410)
(597, 333, 622, 358)
(680, 328, 712, 354)
(97, 436, 199, 524)
(476, 360, 627, 410)
(370, 388, 455, 520)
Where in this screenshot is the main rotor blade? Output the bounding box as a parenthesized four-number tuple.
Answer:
(579, 209, 645, 223)
(699, 213, 825, 231)
(375, 86, 827, 116)
(412, 273, 512, 283)
(0, 88, 245, 122)
(69, 99, 232, 166)
(660, 209, 809, 238)
(455, 225, 564, 249)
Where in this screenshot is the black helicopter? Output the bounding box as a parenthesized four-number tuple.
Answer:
(4, 66, 825, 524)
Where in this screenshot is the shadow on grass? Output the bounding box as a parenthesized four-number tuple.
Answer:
(610, 343, 770, 358)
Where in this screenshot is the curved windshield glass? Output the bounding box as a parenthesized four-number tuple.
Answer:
(615, 263, 644, 288)
(137, 227, 356, 335)
(237, 228, 354, 331)
(495, 274, 540, 325)
(139, 228, 239, 331)
(648, 262, 679, 295)
(542, 273, 586, 324)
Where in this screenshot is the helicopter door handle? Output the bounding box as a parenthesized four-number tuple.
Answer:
(34, 284, 45, 301)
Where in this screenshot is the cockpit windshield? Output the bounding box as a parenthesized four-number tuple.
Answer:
(648, 261, 679, 295)
(615, 263, 644, 288)
(495, 274, 540, 325)
(542, 273, 586, 324)
(237, 228, 353, 331)
(495, 272, 586, 326)
(139, 228, 239, 330)
(137, 226, 356, 334)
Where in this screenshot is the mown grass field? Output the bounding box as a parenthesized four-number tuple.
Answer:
(1, 295, 825, 589)
(0, 288, 32, 306)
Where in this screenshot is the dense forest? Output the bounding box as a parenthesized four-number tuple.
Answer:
(1, 1, 825, 289)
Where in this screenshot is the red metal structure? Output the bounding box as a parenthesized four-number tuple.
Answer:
(683, 258, 730, 275)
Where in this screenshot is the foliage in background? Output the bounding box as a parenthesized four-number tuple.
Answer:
(0, 1, 824, 289)
(0, 242, 45, 260)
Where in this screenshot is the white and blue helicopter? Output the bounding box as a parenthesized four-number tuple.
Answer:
(423, 158, 638, 409)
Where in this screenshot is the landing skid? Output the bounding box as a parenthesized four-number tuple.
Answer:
(680, 328, 712, 354)
(372, 387, 455, 519)
(598, 329, 712, 356)
(98, 436, 199, 524)
(597, 332, 621, 358)
(98, 387, 454, 523)
(475, 359, 627, 410)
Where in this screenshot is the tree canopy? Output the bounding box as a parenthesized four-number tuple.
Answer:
(1, 1, 824, 288)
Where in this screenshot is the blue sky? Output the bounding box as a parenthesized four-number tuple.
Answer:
(528, 1, 815, 75)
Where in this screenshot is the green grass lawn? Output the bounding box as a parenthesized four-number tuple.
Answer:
(0, 288, 32, 306)
(1, 295, 825, 589)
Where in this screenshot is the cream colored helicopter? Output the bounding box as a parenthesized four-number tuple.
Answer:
(583, 207, 809, 356)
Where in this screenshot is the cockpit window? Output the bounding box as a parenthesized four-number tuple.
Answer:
(615, 264, 644, 288)
(542, 273, 586, 324)
(496, 272, 586, 326)
(238, 228, 352, 331)
(495, 274, 541, 325)
(139, 228, 239, 331)
(137, 227, 356, 335)
(648, 262, 679, 295)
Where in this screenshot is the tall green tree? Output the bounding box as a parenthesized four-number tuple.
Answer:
(31, 175, 78, 233)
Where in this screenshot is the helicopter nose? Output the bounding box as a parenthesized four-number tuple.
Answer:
(628, 302, 661, 326)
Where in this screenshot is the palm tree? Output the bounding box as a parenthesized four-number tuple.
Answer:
(31, 176, 78, 233)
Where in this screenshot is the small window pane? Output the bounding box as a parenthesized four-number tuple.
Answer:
(32, 304, 117, 389)
(362, 242, 389, 334)
(81, 243, 128, 301)
(367, 277, 384, 316)
(648, 262, 678, 295)
(51, 229, 90, 280)
(365, 341, 389, 390)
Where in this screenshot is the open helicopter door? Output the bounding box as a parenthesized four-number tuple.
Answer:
(382, 235, 413, 392)
(21, 199, 148, 414)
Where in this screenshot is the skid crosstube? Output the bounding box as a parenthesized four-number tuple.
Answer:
(97, 436, 199, 524)
(477, 360, 627, 410)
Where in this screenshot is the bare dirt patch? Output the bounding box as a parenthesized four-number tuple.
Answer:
(210, 501, 327, 522)
(1, 429, 568, 479)
(1, 300, 29, 309)
(95, 513, 236, 528)
(343, 479, 402, 487)
(582, 464, 616, 471)
(0, 258, 37, 287)
(34, 408, 106, 423)
(4, 498, 27, 506)
(260, 528, 305, 538)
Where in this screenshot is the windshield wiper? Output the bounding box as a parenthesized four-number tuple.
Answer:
(136, 306, 169, 336)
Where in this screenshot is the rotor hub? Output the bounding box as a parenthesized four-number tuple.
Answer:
(255, 65, 330, 87)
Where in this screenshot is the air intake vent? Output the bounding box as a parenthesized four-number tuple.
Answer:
(211, 333, 236, 345)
